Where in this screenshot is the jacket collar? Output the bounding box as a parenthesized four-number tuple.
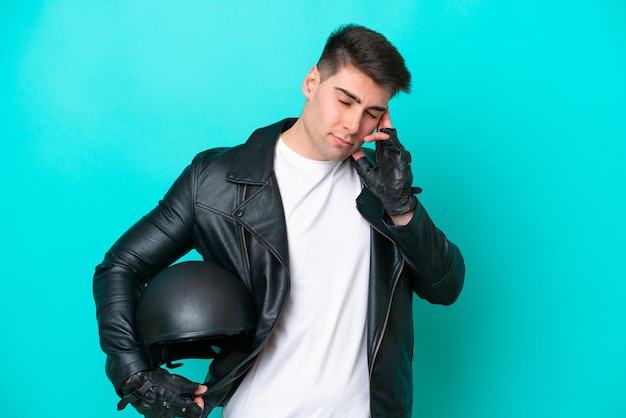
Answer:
(227, 118, 297, 184)
(228, 119, 389, 233)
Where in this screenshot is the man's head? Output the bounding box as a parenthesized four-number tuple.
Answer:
(283, 24, 411, 162)
(316, 24, 411, 97)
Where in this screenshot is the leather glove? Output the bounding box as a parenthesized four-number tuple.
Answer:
(352, 128, 422, 216)
(117, 369, 203, 418)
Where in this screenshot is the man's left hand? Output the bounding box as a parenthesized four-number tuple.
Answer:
(352, 112, 421, 220)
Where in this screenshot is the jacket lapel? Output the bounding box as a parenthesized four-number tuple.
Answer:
(225, 119, 296, 269)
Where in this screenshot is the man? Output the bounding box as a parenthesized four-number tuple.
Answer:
(94, 24, 465, 418)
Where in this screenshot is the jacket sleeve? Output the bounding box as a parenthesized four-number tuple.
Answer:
(93, 164, 196, 392)
(386, 199, 465, 305)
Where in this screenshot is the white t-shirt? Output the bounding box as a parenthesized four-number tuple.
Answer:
(223, 137, 371, 418)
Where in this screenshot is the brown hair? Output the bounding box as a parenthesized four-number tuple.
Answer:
(317, 24, 411, 96)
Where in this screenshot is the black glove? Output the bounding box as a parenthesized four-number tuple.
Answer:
(117, 369, 203, 418)
(352, 128, 422, 216)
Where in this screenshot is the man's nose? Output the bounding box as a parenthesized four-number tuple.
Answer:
(343, 110, 361, 134)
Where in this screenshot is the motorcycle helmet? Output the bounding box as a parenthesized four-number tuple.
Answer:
(135, 261, 256, 368)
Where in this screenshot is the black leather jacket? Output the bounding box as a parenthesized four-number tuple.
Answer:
(93, 118, 465, 417)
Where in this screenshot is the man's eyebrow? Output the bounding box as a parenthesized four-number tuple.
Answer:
(334, 87, 387, 112)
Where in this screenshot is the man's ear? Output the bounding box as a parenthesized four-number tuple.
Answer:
(302, 66, 320, 99)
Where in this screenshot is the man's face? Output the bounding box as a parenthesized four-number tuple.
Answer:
(298, 65, 392, 161)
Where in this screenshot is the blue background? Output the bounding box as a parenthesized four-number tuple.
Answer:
(2, 1, 625, 417)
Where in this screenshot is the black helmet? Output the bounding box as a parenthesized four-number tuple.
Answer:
(135, 261, 256, 368)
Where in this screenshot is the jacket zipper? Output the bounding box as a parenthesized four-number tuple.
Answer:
(369, 258, 404, 379)
(239, 185, 252, 276)
(209, 183, 292, 396)
(361, 214, 405, 418)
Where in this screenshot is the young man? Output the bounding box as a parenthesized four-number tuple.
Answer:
(94, 24, 465, 418)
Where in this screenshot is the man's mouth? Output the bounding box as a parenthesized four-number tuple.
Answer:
(332, 134, 352, 147)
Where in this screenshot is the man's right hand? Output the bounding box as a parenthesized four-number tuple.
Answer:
(117, 369, 207, 418)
